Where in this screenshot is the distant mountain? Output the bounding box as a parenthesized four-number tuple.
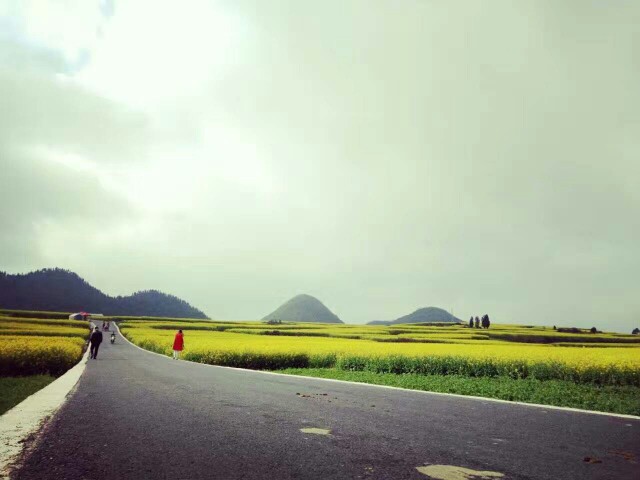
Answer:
(262, 294, 343, 324)
(367, 307, 461, 325)
(367, 320, 392, 326)
(0, 268, 208, 319)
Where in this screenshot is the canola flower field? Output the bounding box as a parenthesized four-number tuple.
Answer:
(0, 310, 638, 414)
(0, 315, 88, 376)
(120, 320, 640, 386)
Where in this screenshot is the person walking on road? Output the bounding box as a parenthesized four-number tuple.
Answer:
(173, 329, 184, 360)
(89, 326, 103, 360)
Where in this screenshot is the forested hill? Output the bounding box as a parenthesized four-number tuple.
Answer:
(367, 307, 461, 325)
(262, 294, 343, 324)
(0, 268, 208, 319)
(391, 307, 461, 324)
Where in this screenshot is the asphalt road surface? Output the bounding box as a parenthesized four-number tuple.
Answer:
(11, 328, 640, 480)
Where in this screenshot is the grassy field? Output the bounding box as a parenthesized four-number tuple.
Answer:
(0, 375, 55, 415)
(280, 369, 640, 415)
(0, 314, 88, 413)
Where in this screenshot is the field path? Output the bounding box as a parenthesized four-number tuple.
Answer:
(11, 328, 640, 480)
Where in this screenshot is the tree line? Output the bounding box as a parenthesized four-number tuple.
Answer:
(469, 314, 491, 329)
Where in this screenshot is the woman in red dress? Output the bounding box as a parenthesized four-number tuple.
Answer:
(172, 329, 184, 360)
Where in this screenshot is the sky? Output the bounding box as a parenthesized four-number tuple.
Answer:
(0, 1, 638, 332)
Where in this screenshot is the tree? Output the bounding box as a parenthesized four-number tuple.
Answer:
(469, 316, 474, 328)
(474, 316, 480, 328)
(632, 328, 639, 335)
(590, 327, 597, 334)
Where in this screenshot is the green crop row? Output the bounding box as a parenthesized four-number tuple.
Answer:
(0, 316, 88, 328)
(333, 355, 640, 386)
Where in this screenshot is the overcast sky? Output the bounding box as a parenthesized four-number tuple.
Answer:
(1, 1, 638, 332)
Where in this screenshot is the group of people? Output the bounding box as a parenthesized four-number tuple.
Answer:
(87, 327, 185, 360)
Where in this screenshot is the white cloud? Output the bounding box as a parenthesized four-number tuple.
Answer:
(76, 0, 243, 109)
(0, 0, 110, 71)
(1, 0, 639, 331)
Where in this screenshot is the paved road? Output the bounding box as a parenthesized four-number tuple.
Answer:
(11, 329, 640, 480)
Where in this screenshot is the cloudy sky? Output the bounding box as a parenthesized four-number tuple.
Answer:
(1, 1, 638, 331)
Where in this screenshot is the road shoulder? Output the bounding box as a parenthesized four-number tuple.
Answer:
(0, 345, 90, 478)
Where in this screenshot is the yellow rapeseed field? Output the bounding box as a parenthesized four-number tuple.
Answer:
(0, 321, 88, 338)
(0, 335, 85, 376)
(0, 316, 88, 376)
(121, 320, 640, 385)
